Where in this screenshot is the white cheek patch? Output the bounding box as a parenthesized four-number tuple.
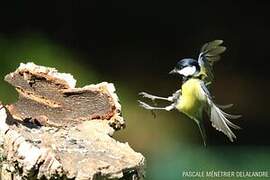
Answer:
(178, 66, 196, 76)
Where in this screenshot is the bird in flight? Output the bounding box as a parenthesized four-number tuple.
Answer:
(138, 40, 241, 146)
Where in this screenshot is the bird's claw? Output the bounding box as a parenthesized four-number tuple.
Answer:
(139, 92, 156, 101)
(138, 100, 157, 118)
(138, 100, 154, 110)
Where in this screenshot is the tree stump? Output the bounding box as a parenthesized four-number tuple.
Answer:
(0, 63, 145, 180)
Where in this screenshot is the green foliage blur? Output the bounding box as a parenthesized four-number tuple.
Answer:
(0, 34, 269, 180)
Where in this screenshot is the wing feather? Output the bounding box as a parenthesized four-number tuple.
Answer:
(200, 82, 241, 142)
(198, 40, 226, 83)
(216, 104, 234, 109)
(201, 40, 224, 53)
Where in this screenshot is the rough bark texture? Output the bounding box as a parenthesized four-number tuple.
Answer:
(4, 63, 124, 129)
(0, 63, 145, 180)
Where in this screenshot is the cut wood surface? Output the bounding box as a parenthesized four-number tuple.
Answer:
(0, 63, 145, 180)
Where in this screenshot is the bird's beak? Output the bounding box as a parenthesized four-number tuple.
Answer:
(169, 68, 177, 74)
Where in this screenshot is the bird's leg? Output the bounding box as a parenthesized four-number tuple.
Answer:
(139, 92, 174, 102)
(195, 119, 207, 147)
(138, 100, 175, 111)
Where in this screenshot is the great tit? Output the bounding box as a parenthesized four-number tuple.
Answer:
(138, 40, 241, 146)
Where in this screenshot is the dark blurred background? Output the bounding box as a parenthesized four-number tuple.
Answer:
(0, 1, 269, 179)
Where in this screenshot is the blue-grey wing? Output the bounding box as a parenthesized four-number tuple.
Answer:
(198, 40, 226, 83)
(200, 82, 241, 142)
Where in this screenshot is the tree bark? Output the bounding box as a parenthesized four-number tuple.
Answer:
(0, 63, 145, 180)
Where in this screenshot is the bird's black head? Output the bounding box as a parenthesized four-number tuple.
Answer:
(169, 58, 200, 79)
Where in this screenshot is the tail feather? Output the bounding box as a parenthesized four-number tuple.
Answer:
(195, 120, 207, 147)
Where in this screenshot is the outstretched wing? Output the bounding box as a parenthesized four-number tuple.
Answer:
(200, 82, 241, 142)
(198, 40, 226, 83)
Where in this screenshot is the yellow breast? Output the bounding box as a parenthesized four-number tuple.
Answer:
(176, 78, 206, 119)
